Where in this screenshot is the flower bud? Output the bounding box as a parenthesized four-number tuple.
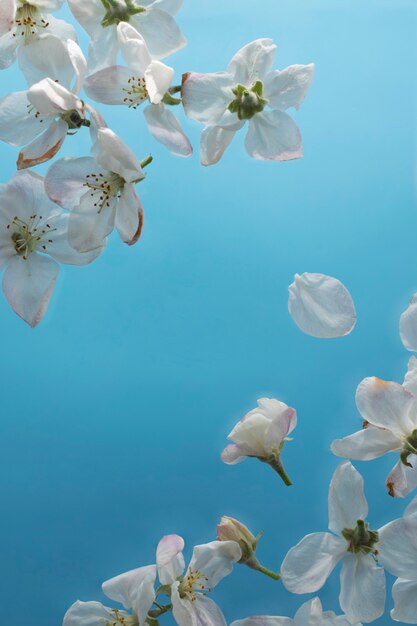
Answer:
(217, 516, 260, 564)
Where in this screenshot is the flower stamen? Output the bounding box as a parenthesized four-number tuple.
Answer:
(84, 172, 125, 213)
(7, 214, 56, 260)
(122, 76, 149, 109)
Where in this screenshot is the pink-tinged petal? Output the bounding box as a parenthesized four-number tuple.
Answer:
(328, 462, 368, 534)
(227, 39, 276, 85)
(18, 34, 84, 90)
(63, 600, 131, 626)
(231, 619, 292, 626)
(156, 534, 185, 584)
(404, 356, 417, 397)
(145, 61, 174, 104)
(378, 516, 417, 579)
(17, 118, 68, 170)
(293, 597, 323, 626)
(117, 22, 152, 74)
(68, 192, 116, 253)
(400, 294, 417, 352)
(264, 64, 315, 111)
(115, 184, 144, 246)
(339, 554, 385, 624)
(200, 126, 237, 166)
(181, 72, 235, 125)
(94, 128, 144, 184)
(45, 156, 98, 209)
(0, 29, 18, 69)
(281, 532, 346, 594)
(46, 213, 104, 266)
(245, 111, 302, 161)
(0, 0, 15, 37)
(130, 8, 186, 60)
(84, 66, 134, 106)
(171, 583, 227, 626)
(386, 456, 417, 498)
(188, 540, 241, 589)
(263, 407, 297, 456)
(28, 78, 83, 116)
(356, 377, 416, 437)
(144, 104, 192, 157)
(391, 579, 417, 623)
(3, 253, 59, 327)
(102, 565, 157, 626)
(331, 426, 401, 461)
(0, 90, 46, 147)
(221, 444, 247, 465)
(288, 273, 356, 339)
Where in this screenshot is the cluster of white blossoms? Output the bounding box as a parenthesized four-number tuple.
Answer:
(0, 0, 315, 327)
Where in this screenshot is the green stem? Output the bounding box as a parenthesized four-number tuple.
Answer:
(267, 457, 292, 486)
(140, 155, 153, 168)
(169, 85, 182, 95)
(255, 564, 281, 581)
(148, 604, 173, 619)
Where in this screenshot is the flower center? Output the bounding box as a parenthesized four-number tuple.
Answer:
(14, 3, 49, 41)
(105, 609, 138, 626)
(100, 0, 146, 27)
(61, 109, 87, 130)
(123, 76, 149, 109)
(401, 429, 417, 467)
(8, 215, 56, 260)
(342, 519, 379, 556)
(84, 172, 125, 213)
(178, 568, 211, 602)
(228, 81, 268, 120)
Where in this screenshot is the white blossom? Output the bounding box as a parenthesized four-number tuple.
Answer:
(181, 38, 314, 165)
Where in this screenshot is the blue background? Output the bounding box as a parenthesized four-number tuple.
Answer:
(0, 0, 417, 624)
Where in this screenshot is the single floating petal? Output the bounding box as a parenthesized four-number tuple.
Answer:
(288, 272, 357, 338)
(400, 293, 417, 352)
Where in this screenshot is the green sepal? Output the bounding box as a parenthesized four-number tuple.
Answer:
(162, 92, 182, 106)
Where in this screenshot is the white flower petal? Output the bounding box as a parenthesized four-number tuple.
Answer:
(145, 60, 174, 104)
(220, 444, 247, 465)
(46, 213, 103, 266)
(3, 253, 59, 327)
(331, 426, 401, 461)
(391, 578, 417, 623)
(88, 27, 119, 73)
(0, 0, 15, 37)
(84, 66, 134, 105)
(0, 30, 19, 69)
(63, 600, 130, 626)
(181, 72, 235, 125)
(378, 516, 417, 579)
(94, 128, 144, 184)
(45, 15, 78, 42)
(130, 8, 186, 60)
(17, 118, 68, 170)
(68, 0, 104, 39)
(400, 294, 417, 352)
(188, 540, 241, 589)
(356, 377, 416, 437)
(281, 532, 346, 594)
(339, 553, 385, 624)
(293, 597, 323, 626)
(245, 111, 303, 161)
(68, 191, 116, 253)
(328, 462, 368, 534)
(288, 273, 357, 338)
(264, 64, 315, 111)
(405, 493, 417, 518)
(156, 534, 185, 584)
(144, 104, 192, 157)
(28, 77, 83, 115)
(45, 156, 98, 209)
(102, 565, 157, 625)
(0, 169, 56, 222)
(172, 583, 227, 626)
(387, 457, 417, 498)
(263, 407, 297, 456)
(115, 183, 144, 245)
(150, 0, 183, 15)
(0, 90, 45, 147)
(227, 39, 276, 85)
(200, 125, 238, 166)
(227, 412, 271, 458)
(18, 34, 80, 90)
(404, 356, 417, 396)
(117, 22, 152, 74)
(231, 618, 293, 626)
(33, 0, 64, 10)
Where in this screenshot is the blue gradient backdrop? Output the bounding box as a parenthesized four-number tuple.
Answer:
(0, 1, 417, 624)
